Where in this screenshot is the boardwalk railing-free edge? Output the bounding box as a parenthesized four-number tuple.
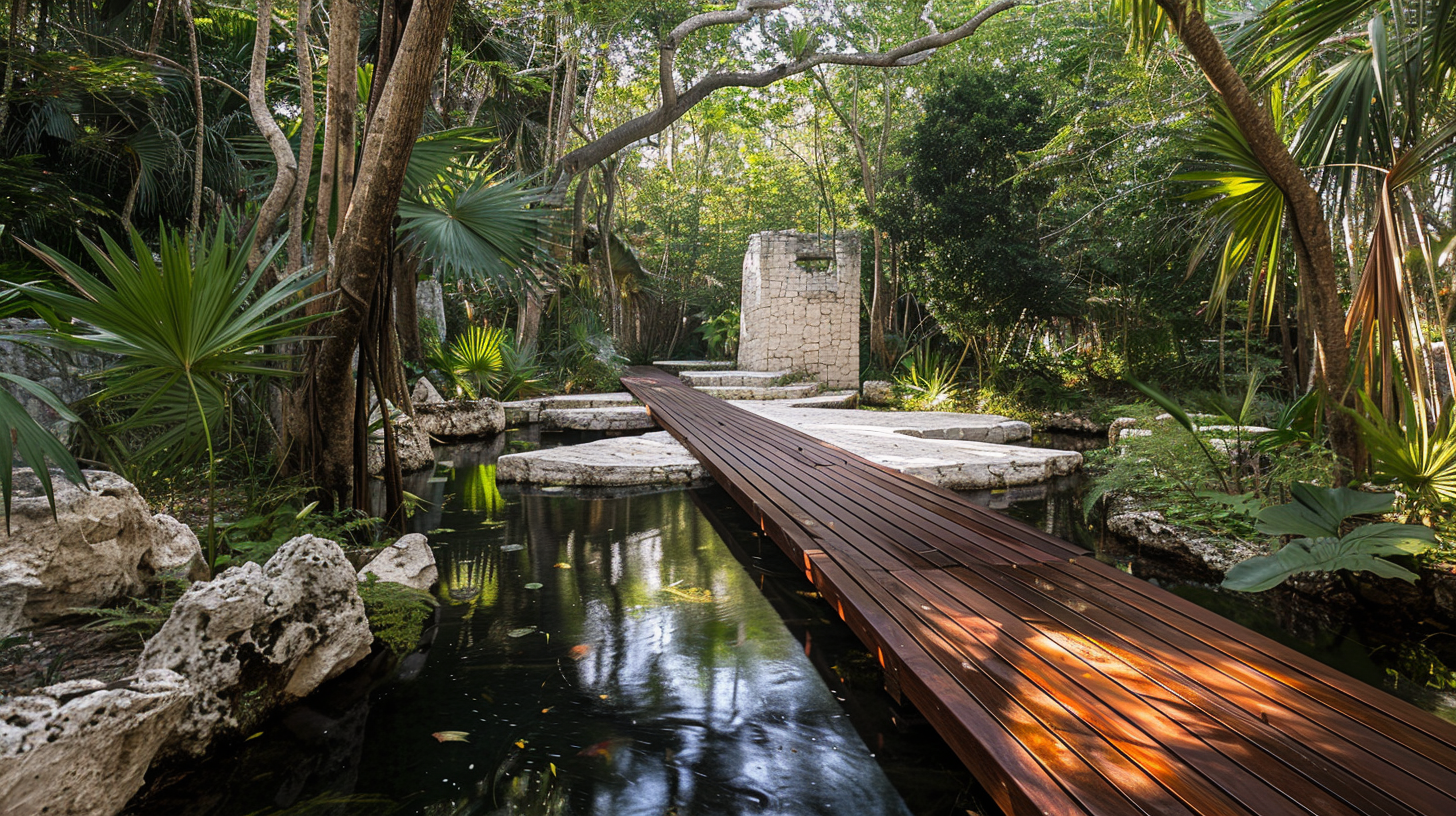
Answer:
(622, 366, 1456, 816)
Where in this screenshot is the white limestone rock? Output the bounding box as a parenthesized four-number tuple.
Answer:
(411, 377, 445, 406)
(543, 406, 657, 431)
(415, 278, 448, 344)
(860, 380, 894, 406)
(366, 411, 435, 474)
(142, 513, 204, 579)
(497, 432, 708, 486)
(414, 399, 506, 440)
(138, 535, 373, 758)
(0, 470, 199, 636)
(0, 669, 192, 816)
(359, 533, 437, 591)
(1105, 505, 1263, 577)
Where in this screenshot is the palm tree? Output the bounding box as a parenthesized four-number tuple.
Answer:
(13, 222, 324, 565)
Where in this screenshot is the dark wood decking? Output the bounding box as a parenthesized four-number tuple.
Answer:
(621, 366, 1456, 816)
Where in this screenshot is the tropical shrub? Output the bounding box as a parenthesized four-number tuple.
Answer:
(1222, 484, 1436, 592)
(696, 308, 740, 361)
(897, 344, 961, 410)
(12, 223, 324, 565)
(1350, 390, 1456, 520)
(0, 371, 87, 527)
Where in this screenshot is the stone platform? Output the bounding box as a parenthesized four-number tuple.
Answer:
(497, 403, 1079, 489)
(678, 369, 790, 387)
(652, 360, 735, 375)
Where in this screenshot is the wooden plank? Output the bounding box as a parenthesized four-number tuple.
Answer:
(620, 369, 1456, 816)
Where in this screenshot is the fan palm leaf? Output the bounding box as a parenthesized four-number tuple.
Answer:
(0, 372, 87, 529)
(397, 174, 547, 289)
(1179, 96, 1289, 325)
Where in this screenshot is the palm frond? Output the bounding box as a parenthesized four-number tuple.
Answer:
(0, 373, 87, 529)
(397, 175, 548, 290)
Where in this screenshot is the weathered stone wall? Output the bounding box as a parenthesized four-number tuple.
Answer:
(738, 231, 860, 389)
(0, 319, 111, 432)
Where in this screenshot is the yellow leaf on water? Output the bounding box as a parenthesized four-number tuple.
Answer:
(553, 562, 572, 569)
(432, 731, 470, 743)
(245, 732, 264, 742)
(515, 739, 527, 749)
(541, 707, 553, 714)
(599, 694, 609, 700)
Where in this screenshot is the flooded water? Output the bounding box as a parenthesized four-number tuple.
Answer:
(129, 427, 1456, 816)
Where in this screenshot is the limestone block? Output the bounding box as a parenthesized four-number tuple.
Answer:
(414, 399, 506, 440)
(0, 470, 199, 635)
(359, 534, 437, 591)
(543, 406, 658, 431)
(139, 535, 373, 757)
(497, 432, 707, 486)
(366, 412, 434, 474)
(142, 514, 205, 581)
(411, 377, 445, 405)
(0, 669, 192, 816)
(861, 380, 894, 406)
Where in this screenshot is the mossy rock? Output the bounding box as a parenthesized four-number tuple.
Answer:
(357, 579, 437, 655)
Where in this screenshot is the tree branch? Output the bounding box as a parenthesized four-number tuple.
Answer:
(559, 0, 1017, 181)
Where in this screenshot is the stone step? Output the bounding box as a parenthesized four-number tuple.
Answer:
(652, 360, 736, 375)
(679, 369, 792, 387)
(693, 383, 820, 400)
(502, 392, 639, 425)
(544, 406, 657, 432)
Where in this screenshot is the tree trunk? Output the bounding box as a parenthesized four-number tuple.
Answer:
(287, 0, 316, 273)
(246, 0, 298, 268)
(292, 0, 457, 503)
(311, 0, 360, 280)
(396, 253, 423, 364)
(1158, 0, 1358, 474)
(184, 0, 204, 231)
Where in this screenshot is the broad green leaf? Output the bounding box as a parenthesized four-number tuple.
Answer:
(1255, 483, 1395, 538)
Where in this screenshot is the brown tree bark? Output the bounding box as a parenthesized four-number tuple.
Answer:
(311, 0, 360, 281)
(287, 0, 316, 273)
(246, 0, 298, 267)
(1156, 0, 1359, 472)
(294, 0, 457, 502)
(184, 0, 204, 231)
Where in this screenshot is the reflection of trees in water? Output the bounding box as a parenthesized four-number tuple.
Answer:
(424, 479, 908, 816)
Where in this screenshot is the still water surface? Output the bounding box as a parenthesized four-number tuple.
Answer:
(130, 429, 1456, 815)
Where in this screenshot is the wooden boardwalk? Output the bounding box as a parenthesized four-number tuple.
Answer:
(621, 366, 1456, 816)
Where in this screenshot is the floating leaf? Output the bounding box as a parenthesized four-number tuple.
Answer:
(514, 739, 527, 749)
(433, 731, 470, 743)
(661, 585, 713, 603)
(553, 562, 572, 570)
(524, 582, 543, 590)
(508, 626, 537, 638)
(427, 527, 456, 534)
(568, 644, 592, 661)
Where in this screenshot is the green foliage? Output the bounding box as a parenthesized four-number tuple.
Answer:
(696, 308, 740, 361)
(895, 344, 961, 410)
(0, 371, 87, 528)
(449, 325, 506, 398)
(358, 577, 437, 655)
(398, 173, 548, 291)
(884, 66, 1070, 337)
(11, 224, 324, 568)
(74, 578, 189, 643)
(1222, 484, 1437, 592)
(216, 500, 382, 570)
(1350, 390, 1456, 517)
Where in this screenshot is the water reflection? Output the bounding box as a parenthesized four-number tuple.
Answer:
(383, 470, 912, 816)
(133, 438, 915, 816)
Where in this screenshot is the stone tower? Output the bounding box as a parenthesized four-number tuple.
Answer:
(738, 231, 860, 389)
